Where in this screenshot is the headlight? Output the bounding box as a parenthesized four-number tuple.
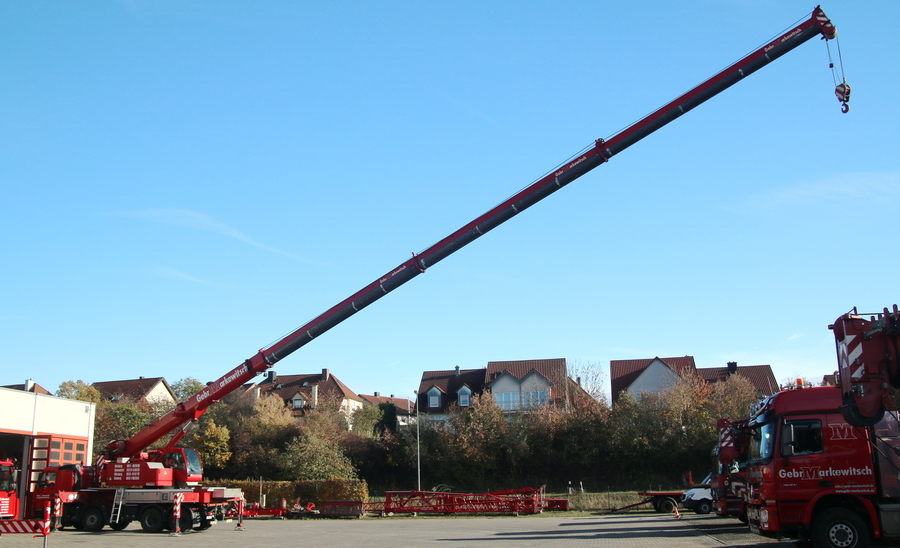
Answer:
(759, 508, 769, 523)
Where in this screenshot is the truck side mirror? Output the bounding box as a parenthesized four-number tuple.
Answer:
(782, 423, 795, 457)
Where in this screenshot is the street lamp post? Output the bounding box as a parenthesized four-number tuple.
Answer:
(413, 390, 421, 491)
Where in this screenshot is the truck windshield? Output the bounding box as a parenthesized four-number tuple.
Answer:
(0, 465, 14, 491)
(184, 448, 203, 476)
(749, 422, 776, 463)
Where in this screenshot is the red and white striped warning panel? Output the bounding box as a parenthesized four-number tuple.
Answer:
(0, 520, 48, 535)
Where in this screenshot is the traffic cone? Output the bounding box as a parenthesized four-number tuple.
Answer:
(673, 504, 681, 518)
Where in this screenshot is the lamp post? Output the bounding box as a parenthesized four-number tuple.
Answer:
(413, 390, 421, 491)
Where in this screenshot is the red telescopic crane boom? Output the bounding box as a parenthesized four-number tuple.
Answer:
(107, 6, 841, 460)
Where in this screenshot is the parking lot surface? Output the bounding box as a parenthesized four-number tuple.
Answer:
(2, 513, 784, 548)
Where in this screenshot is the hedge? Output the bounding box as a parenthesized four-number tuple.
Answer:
(211, 479, 368, 507)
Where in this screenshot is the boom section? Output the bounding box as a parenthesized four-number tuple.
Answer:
(108, 7, 838, 459)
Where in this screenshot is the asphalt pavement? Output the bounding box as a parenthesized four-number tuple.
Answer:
(0, 512, 786, 548)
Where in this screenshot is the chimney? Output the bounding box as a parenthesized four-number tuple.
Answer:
(25, 379, 35, 392)
(374, 391, 380, 398)
(455, 365, 460, 376)
(267, 370, 277, 384)
(322, 368, 330, 382)
(311, 384, 318, 409)
(727, 361, 737, 374)
(577, 377, 582, 386)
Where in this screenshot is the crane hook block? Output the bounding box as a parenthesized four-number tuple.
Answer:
(835, 82, 851, 113)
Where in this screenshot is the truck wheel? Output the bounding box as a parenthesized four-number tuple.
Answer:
(140, 507, 165, 533)
(168, 506, 194, 531)
(656, 497, 677, 514)
(811, 508, 869, 548)
(81, 506, 106, 532)
(109, 519, 131, 531)
(695, 500, 713, 514)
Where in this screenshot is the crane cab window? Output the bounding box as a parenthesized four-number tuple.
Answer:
(782, 419, 823, 456)
(165, 451, 185, 470)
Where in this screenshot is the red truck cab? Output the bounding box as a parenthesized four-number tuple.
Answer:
(0, 459, 19, 520)
(745, 386, 900, 548)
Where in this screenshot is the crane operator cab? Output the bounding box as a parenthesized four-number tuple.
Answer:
(163, 448, 203, 486)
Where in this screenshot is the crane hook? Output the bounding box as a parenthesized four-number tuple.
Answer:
(835, 81, 851, 114)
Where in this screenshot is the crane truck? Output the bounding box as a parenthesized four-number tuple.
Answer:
(711, 417, 751, 521)
(741, 306, 900, 548)
(13, 6, 846, 534)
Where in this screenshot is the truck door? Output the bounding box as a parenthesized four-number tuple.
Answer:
(777, 417, 826, 524)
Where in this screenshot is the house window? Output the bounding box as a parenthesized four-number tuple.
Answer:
(522, 391, 547, 408)
(292, 397, 305, 409)
(457, 386, 472, 407)
(428, 387, 441, 408)
(493, 392, 520, 411)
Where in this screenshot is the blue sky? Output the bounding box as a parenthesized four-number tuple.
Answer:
(2, 1, 897, 403)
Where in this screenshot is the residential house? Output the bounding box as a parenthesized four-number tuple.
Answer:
(609, 356, 778, 404)
(416, 358, 591, 421)
(486, 358, 584, 411)
(252, 368, 364, 423)
(92, 377, 177, 407)
(357, 392, 414, 429)
(416, 366, 486, 422)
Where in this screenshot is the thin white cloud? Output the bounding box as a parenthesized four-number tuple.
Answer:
(744, 172, 900, 210)
(118, 208, 328, 266)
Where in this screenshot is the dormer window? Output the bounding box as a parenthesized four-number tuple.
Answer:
(457, 386, 472, 407)
(292, 396, 305, 409)
(428, 387, 441, 408)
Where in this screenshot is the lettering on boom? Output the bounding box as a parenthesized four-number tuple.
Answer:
(195, 363, 250, 404)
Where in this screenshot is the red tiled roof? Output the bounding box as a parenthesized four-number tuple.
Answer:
(92, 377, 174, 403)
(697, 365, 779, 396)
(485, 358, 568, 389)
(257, 370, 361, 417)
(609, 356, 696, 402)
(417, 368, 485, 413)
(1, 382, 52, 395)
(358, 394, 414, 417)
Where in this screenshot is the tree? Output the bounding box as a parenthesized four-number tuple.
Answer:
(349, 405, 383, 438)
(227, 396, 302, 479)
(567, 360, 609, 403)
(706, 374, 759, 420)
(278, 434, 357, 481)
(184, 418, 232, 472)
(170, 377, 205, 401)
(56, 380, 102, 403)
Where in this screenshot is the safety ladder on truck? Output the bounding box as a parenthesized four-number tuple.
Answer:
(110, 488, 125, 525)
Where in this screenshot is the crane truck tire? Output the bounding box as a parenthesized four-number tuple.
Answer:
(81, 506, 106, 532)
(810, 508, 869, 548)
(139, 506, 166, 533)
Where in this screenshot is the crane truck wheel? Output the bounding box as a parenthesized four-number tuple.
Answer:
(168, 506, 194, 532)
(81, 506, 106, 532)
(109, 519, 131, 531)
(810, 508, 869, 548)
(139, 506, 166, 533)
